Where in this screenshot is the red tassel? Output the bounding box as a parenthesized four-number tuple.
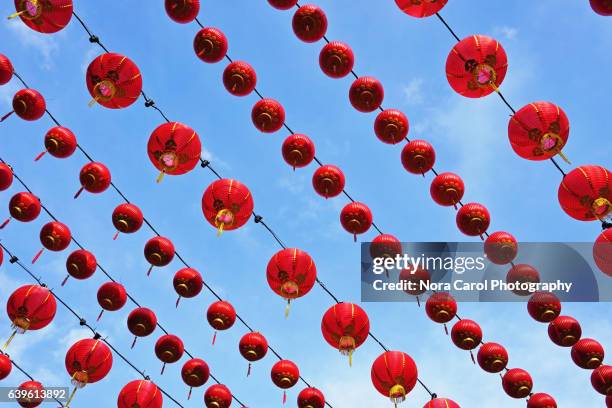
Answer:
(73, 186, 84, 199)
(0, 218, 11, 229)
(34, 151, 47, 161)
(96, 310, 104, 322)
(175, 296, 181, 308)
(444, 324, 448, 335)
(212, 331, 217, 345)
(470, 350, 475, 364)
(61, 275, 70, 287)
(146, 265, 154, 277)
(416, 296, 421, 307)
(187, 387, 193, 400)
(160, 363, 166, 375)
(0, 111, 14, 122)
(353, 233, 357, 242)
(247, 363, 252, 377)
(31, 248, 44, 264)
(131, 336, 137, 349)
(283, 390, 287, 404)
(112, 231, 119, 240)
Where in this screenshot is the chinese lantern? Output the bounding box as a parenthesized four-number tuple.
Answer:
(271, 360, 299, 403)
(74, 162, 111, 198)
(201, 179, 254, 235)
(370, 234, 402, 261)
(155, 334, 184, 374)
(394, 0, 448, 18)
(548, 315, 582, 347)
(9, 0, 73, 33)
(144, 236, 175, 276)
(1, 192, 41, 229)
(127, 307, 157, 349)
(340, 202, 373, 241)
(223, 61, 257, 96)
(62, 249, 97, 286)
(594, 228, 612, 277)
(282, 134, 315, 169)
(558, 165, 612, 221)
(239, 332, 268, 376)
(0, 353, 11, 380)
(508, 102, 570, 163)
(423, 398, 460, 408)
(2, 89, 46, 123)
(181, 358, 210, 399)
(484, 231, 517, 265)
(96, 282, 127, 321)
(451, 319, 482, 363)
(374, 109, 409, 145)
(32, 221, 71, 264)
(371, 351, 418, 405)
(506, 264, 540, 296)
(349, 76, 384, 113)
(117, 380, 162, 408)
(17, 380, 44, 408)
(590, 0, 612, 15)
(268, 0, 298, 9)
(321, 303, 370, 366)
(35, 126, 77, 161)
(477, 342, 508, 373)
(173, 268, 203, 307)
(147, 122, 202, 182)
(5, 285, 56, 350)
(608, 396, 612, 408)
(0, 54, 13, 85)
(312, 165, 345, 198)
(456, 203, 490, 239)
(430, 172, 464, 208)
(112, 203, 144, 240)
(399, 267, 430, 305)
(319, 41, 354, 78)
(207, 301, 236, 345)
(0, 163, 13, 191)
(165, 0, 199, 23)
(571, 338, 605, 369)
(292, 4, 327, 43)
(591, 365, 612, 396)
(527, 393, 557, 408)
(446, 35, 508, 98)
(267, 248, 317, 316)
(502, 368, 533, 399)
(86, 53, 142, 109)
(194, 27, 228, 63)
(425, 292, 457, 333)
(298, 387, 325, 408)
(204, 384, 232, 408)
(527, 292, 561, 323)
(64, 338, 113, 407)
(252, 99, 286, 133)
(401, 140, 435, 175)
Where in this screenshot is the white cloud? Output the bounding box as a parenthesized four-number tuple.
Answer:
(403, 78, 425, 106)
(494, 26, 519, 41)
(6, 19, 59, 70)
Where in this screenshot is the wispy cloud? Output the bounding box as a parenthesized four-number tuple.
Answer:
(6, 19, 59, 70)
(403, 78, 425, 106)
(494, 26, 519, 40)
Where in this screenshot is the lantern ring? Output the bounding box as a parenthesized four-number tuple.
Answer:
(209, 402, 221, 408)
(244, 349, 258, 358)
(12, 317, 31, 332)
(159, 151, 179, 172)
(338, 336, 356, 352)
(587, 357, 602, 369)
(256, 112, 273, 128)
(212, 317, 225, 327)
(15, 99, 28, 115)
(472, 63, 497, 87)
(201, 38, 215, 54)
(229, 74, 246, 92)
(71, 371, 89, 388)
(389, 384, 406, 401)
(278, 376, 293, 387)
(42, 235, 56, 246)
(46, 137, 60, 152)
(12, 206, 23, 215)
(101, 298, 114, 308)
(93, 80, 117, 103)
(116, 219, 129, 231)
(561, 335, 577, 346)
(461, 337, 476, 348)
(17, 0, 42, 20)
(592, 198, 612, 219)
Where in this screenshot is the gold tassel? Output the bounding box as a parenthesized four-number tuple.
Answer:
(88, 96, 99, 108)
(217, 222, 225, 237)
(557, 150, 571, 164)
(64, 386, 78, 408)
(348, 349, 353, 367)
(156, 170, 165, 184)
(7, 10, 26, 20)
(284, 300, 291, 319)
(2, 330, 17, 351)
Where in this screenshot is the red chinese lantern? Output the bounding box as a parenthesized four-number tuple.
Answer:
(506, 264, 540, 296)
(451, 319, 483, 359)
(165, 0, 199, 23)
(1, 192, 41, 229)
(96, 282, 127, 321)
(268, 0, 298, 10)
(147, 122, 202, 182)
(446, 35, 508, 98)
(0, 54, 13, 85)
(591, 0, 612, 15)
(207, 301, 236, 345)
(340, 202, 373, 241)
(117, 380, 162, 408)
(558, 165, 612, 221)
(155, 334, 184, 374)
(194, 27, 228, 63)
(0, 353, 11, 380)
(401, 140, 435, 175)
(252, 99, 286, 133)
(5, 285, 56, 349)
(267, 248, 317, 316)
(425, 292, 457, 333)
(112, 203, 144, 240)
(484, 231, 517, 265)
(591, 365, 612, 396)
(64, 338, 113, 407)
(223, 61, 257, 96)
(35, 126, 77, 161)
(1, 89, 46, 123)
(477, 342, 508, 373)
(0, 163, 13, 191)
(292, 4, 327, 43)
(127, 307, 157, 349)
(527, 393, 557, 408)
(144, 236, 175, 276)
(74, 162, 111, 198)
(422, 398, 460, 408)
(321, 303, 370, 366)
(456, 203, 490, 239)
(571, 338, 605, 369)
(608, 395, 611, 408)
(271, 360, 299, 403)
(548, 315, 582, 347)
(319, 41, 354, 78)
(202, 179, 254, 235)
(594, 228, 612, 277)
(312, 165, 345, 198)
(9, 0, 72, 33)
(239, 332, 268, 376)
(181, 358, 210, 399)
(371, 351, 418, 405)
(173, 268, 203, 307)
(86, 53, 142, 109)
(527, 291, 561, 323)
(298, 387, 325, 408)
(17, 380, 44, 408)
(399, 267, 430, 303)
(62, 249, 97, 286)
(502, 368, 533, 399)
(370, 234, 402, 261)
(204, 384, 232, 408)
(394, 0, 448, 18)
(349, 76, 384, 113)
(32, 221, 71, 263)
(282, 134, 316, 169)
(374, 109, 409, 145)
(508, 102, 570, 163)
(430, 172, 464, 208)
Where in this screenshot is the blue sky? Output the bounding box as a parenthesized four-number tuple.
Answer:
(0, 1, 611, 407)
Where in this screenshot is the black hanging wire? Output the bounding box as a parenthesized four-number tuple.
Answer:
(4, 357, 64, 406)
